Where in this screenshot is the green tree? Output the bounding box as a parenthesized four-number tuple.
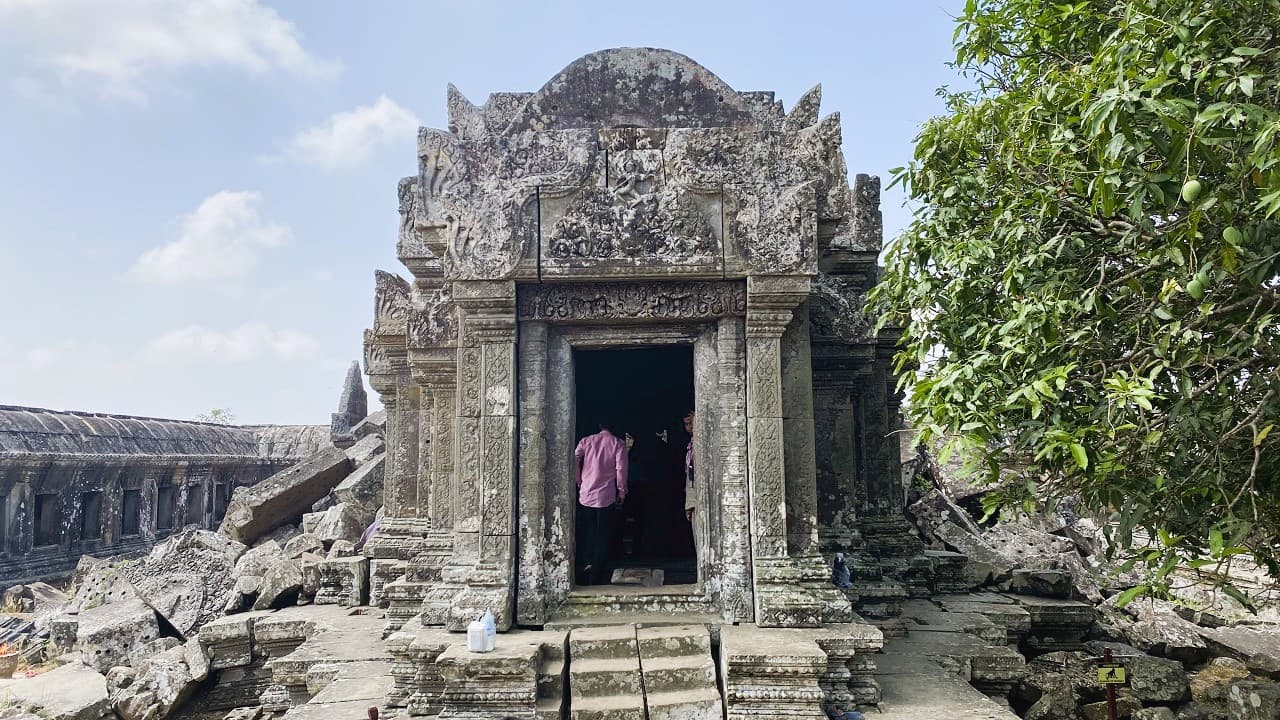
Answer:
(195, 408, 236, 425)
(874, 0, 1280, 599)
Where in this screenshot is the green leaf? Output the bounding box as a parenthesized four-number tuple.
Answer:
(1115, 585, 1149, 608)
(1255, 424, 1274, 446)
(1069, 442, 1089, 470)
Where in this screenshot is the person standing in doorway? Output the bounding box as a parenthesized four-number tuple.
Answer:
(574, 420, 628, 585)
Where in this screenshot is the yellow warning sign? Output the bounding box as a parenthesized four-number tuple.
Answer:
(1098, 664, 1127, 684)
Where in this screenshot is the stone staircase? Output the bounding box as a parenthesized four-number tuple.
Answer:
(564, 623, 723, 720)
(637, 626, 723, 720)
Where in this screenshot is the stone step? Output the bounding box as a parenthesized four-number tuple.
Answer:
(570, 693, 647, 720)
(636, 624, 712, 657)
(646, 688, 724, 720)
(561, 587, 716, 618)
(639, 654, 717, 694)
(538, 656, 565, 698)
(535, 695, 564, 720)
(569, 656, 643, 697)
(568, 624, 638, 661)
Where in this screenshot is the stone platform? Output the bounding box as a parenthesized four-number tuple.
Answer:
(383, 619, 884, 720)
(874, 651, 1019, 720)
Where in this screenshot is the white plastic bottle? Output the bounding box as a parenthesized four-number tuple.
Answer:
(467, 618, 487, 652)
(481, 610, 496, 651)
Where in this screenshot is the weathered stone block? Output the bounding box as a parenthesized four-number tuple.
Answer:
(315, 556, 368, 607)
(342, 434, 385, 466)
(283, 533, 324, 560)
(219, 446, 352, 545)
(252, 557, 303, 610)
(0, 662, 110, 720)
(1128, 655, 1191, 704)
(311, 502, 371, 547)
(331, 453, 384, 514)
(75, 597, 162, 673)
(1010, 569, 1074, 599)
(111, 644, 198, 720)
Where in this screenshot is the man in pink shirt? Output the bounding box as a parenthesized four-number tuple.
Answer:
(575, 421, 628, 585)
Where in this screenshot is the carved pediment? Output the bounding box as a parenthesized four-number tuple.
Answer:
(374, 271, 413, 336)
(395, 48, 880, 283)
(809, 274, 873, 342)
(363, 329, 393, 376)
(407, 286, 458, 348)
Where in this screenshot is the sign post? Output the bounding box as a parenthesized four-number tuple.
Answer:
(1096, 647, 1127, 720)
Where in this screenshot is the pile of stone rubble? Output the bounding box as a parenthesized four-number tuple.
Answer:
(0, 413, 387, 720)
(900, 444, 1280, 720)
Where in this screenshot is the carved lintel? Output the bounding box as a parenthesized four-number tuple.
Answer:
(517, 281, 746, 322)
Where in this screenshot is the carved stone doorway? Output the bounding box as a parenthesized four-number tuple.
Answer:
(517, 311, 736, 625)
(571, 346, 696, 588)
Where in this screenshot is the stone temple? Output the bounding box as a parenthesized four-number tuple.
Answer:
(351, 46, 958, 717)
(363, 47, 918, 633)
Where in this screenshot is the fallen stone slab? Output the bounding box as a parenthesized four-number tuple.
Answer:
(934, 596, 1033, 645)
(342, 434, 385, 466)
(874, 645, 1020, 720)
(1199, 625, 1280, 678)
(351, 411, 386, 441)
(1118, 599, 1210, 664)
(0, 661, 111, 720)
(2, 582, 69, 614)
(220, 446, 352, 545)
(331, 454, 384, 515)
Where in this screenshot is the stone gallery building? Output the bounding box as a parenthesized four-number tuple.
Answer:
(0, 407, 327, 583)
(363, 47, 929, 640)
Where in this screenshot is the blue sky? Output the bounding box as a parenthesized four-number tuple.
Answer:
(0, 0, 964, 424)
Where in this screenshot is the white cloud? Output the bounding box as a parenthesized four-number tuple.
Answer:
(0, 337, 110, 373)
(0, 0, 341, 103)
(143, 323, 319, 365)
(132, 190, 290, 284)
(272, 96, 419, 169)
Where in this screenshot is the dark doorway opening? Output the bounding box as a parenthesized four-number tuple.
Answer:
(573, 346, 696, 587)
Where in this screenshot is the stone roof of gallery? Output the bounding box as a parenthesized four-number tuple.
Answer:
(0, 405, 326, 461)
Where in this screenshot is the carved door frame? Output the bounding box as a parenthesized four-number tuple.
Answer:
(513, 280, 750, 625)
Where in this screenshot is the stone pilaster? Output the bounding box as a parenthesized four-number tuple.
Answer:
(746, 275, 850, 627)
(716, 317, 754, 623)
(438, 280, 519, 632)
(516, 321, 548, 626)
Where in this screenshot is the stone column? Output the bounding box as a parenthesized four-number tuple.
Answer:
(813, 374, 858, 550)
(440, 280, 519, 631)
(716, 317, 754, 622)
(745, 276, 818, 627)
(781, 303, 820, 557)
(365, 371, 431, 562)
(405, 348, 457, 585)
(746, 276, 852, 627)
(516, 320, 548, 626)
